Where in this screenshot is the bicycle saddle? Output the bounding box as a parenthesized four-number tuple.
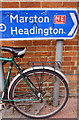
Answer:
(1, 46, 26, 58)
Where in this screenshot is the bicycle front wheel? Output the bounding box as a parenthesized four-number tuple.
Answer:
(9, 67, 69, 119)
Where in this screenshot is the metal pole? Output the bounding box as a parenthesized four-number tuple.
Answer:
(0, 48, 4, 110)
(0, 8, 4, 94)
(0, 50, 4, 91)
(53, 39, 63, 106)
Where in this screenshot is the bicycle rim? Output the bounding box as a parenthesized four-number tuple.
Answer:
(9, 69, 69, 119)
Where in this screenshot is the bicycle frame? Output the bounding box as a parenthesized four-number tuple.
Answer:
(0, 56, 37, 102)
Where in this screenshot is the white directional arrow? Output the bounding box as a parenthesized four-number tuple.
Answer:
(68, 13, 77, 36)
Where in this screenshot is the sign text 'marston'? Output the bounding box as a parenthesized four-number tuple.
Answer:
(10, 14, 50, 23)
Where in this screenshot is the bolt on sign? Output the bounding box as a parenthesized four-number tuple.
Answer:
(0, 8, 78, 40)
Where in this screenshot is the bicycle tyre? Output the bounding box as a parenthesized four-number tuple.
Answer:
(8, 66, 69, 119)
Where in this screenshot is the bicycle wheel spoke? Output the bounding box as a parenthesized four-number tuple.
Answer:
(33, 71, 40, 86)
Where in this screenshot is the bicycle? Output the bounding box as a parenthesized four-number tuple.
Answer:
(0, 46, 69, 119)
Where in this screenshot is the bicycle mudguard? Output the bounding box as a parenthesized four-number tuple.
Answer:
(8, 66, 68, 99)
(23, 66, 68, 84)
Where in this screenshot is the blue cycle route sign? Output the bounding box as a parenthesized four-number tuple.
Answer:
(0, 8, 78, 40)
